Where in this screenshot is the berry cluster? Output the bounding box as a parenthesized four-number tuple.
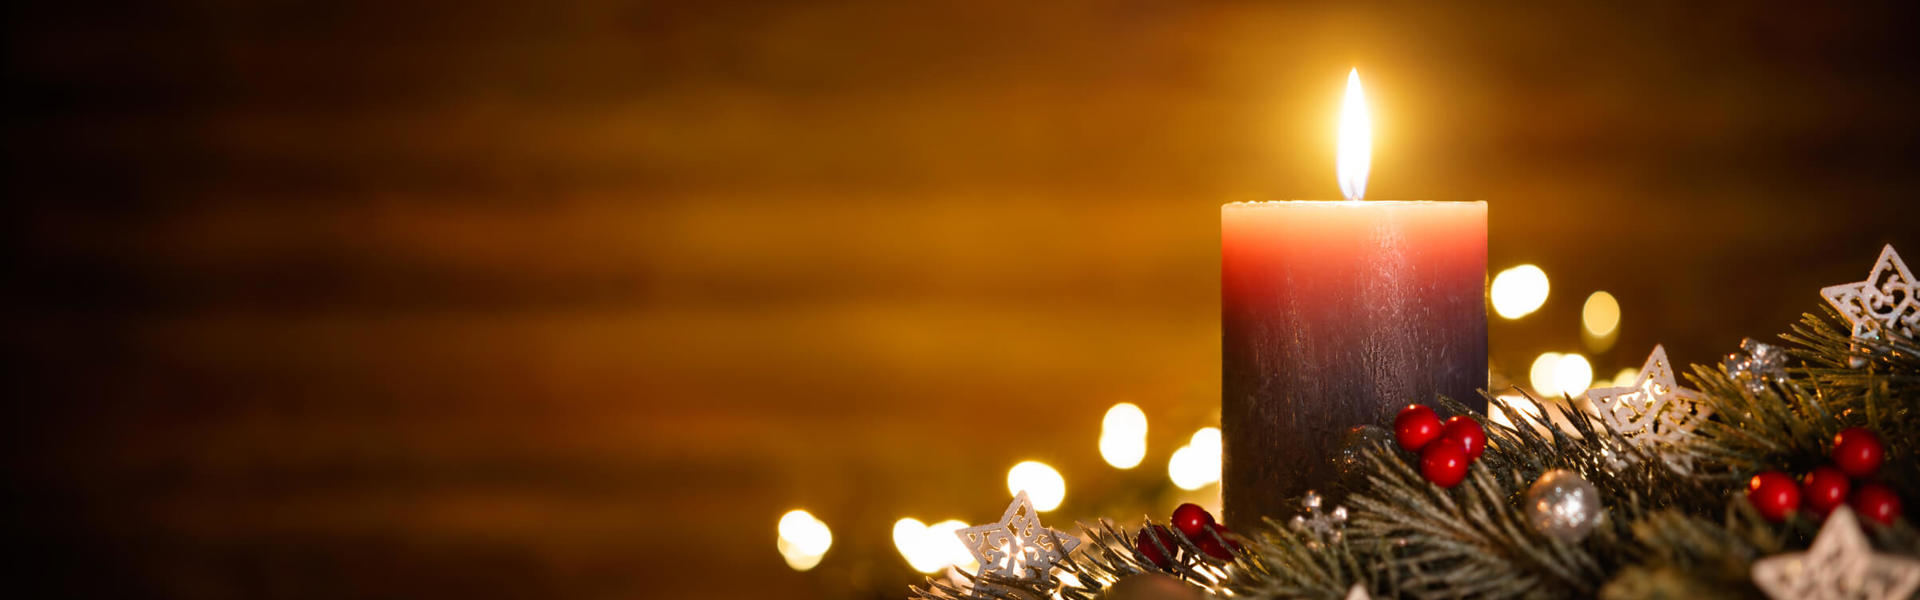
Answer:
(1393, 404, 1486, 488)
(1746, 427, 1903, 524)
(1134, 503, 1242, 568)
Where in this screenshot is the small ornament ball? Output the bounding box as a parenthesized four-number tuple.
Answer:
(1850, 483, 1903, 525)
(1800, 466, 1850, 517)
(1134, 525, 1177, 569)
(1523, 469, 1604, 542)
(1196, 523, 1240, 560)
(1420, 442, 1470, 488)
(1746, 471, 1801, 522)
(1831, 427, 1885, 478)
(1170, 503, 1214, 538)
(1438, 416, 1487, 461)
(1394, 404, 1445, 452)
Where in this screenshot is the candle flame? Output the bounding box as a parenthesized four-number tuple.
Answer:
(1337, 68, 1371, 201)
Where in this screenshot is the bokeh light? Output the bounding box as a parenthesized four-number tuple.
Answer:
(1612, 368, 1639, 388)
(1098, 403, 1148, 469)
(1555, 354, 1593, 397)
(1488, 394, 1548, 435)
(1490, 265, 1550, 319)
(1530, 352, 1564, 397)
(1582, 291, 1620, 337)
(1167, 427, 1223, 490)
(777, 509, 833, 571)
(1006, 461, 1066, 512)
(892, 518, 973, 574)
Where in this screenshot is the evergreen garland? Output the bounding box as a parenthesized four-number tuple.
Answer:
(911, 306, 1919, 600)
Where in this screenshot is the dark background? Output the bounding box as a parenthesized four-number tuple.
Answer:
(7, 1, 1918, 598)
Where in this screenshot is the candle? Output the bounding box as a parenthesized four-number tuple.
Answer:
(1220, 70, 1486, 529)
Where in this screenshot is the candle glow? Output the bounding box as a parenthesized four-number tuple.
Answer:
(1337, 68, 1372, 201)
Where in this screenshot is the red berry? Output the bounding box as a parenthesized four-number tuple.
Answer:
(1170, 502, 1215, 538)
(1437, 416, 1487, 461)
(1195, 522, 1240, 559)
(1851, 484, 1904, 525)
(1801, 466, 1851, 517)
(1394, 404, 1445, 452)
(1746, 471, 1801, 522)
(1419, 442, 1470, 488)
(1134, 525, 1177, 568)
(1832, 428, 1885, 478)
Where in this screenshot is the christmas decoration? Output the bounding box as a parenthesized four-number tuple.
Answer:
(1832, 427, 1886, 478)
(1437, 415, 1486, 460)
(1393, 404, 1444, 452)
(1850, 484, 1904, 525)
(1287, 490, 1349, 546)
(1747, 471, 1802, 522)
(907, 250, 1919, 600)
(1587, 345, 1712, 473)
(1419, 441, 1469, 488)
(1821, 244, 1919, 341)
(1195, 523, 1240, 560)
(1134, 525, 1177, 569)
(1800, 466, 1850, 518)
(1170, 503, 1214, 538)
(1750, 507, 1920, 600)
(1723, 337, 1789, 394)
(955, 491, 1081, 595)
(1522, 469, 1603, 542)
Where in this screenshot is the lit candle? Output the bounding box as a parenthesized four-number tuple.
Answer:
(1220, 70, 1486, 529)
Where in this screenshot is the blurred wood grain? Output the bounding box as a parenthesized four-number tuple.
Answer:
(7, 1, 1919, 598)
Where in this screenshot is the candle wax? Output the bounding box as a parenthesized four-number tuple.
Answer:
(1221, 200, 1486, 530)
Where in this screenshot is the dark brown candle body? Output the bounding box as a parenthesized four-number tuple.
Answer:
(1220, 201, 1486, 530)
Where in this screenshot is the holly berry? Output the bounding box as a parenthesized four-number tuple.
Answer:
(1746, 471, 1801, 522)
(1195, 522, 1240, 560)
(1832, 428, 1885, 478)
(1170, 502, 1215, 538)
(1394, 404, 1445, 452)
(1420, 442, 1470, 488)
(1437, 416, 1487, 461)
(1801, 466, 1851, 518)
(1134, 525, 1177, 568)
(1851, 484, 1904, 525)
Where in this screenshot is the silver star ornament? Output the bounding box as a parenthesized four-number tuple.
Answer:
(1751, 507, 1920, 600)
(956, 491, 1081, 594)
(1587, 345, 1711, 473)
(1822, 244, 1919, 341)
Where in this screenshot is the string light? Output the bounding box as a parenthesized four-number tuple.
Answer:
(1099, 403, 1147, 469)
(777, 509, 832, 571)
(1168, 427, 1222, 490)
(1006, 461, 1066, 512)
(1491, 265, 1551, 319)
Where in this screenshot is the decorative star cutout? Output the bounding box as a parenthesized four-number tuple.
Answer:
(956, 491, 1081, 593)
(1587, 345, 1711, 473)
(1822, 244, 1919, 341)
(1752, 507, 1920, 600)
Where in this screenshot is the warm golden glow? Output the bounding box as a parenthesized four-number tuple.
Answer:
(1491, 264, 1550, 319)
(1530, 352, 1564, 397)
(1006, 461, 1066, 512)
(893, 518, 972, 574)
(1555, 353, 1594, 397)
(1167, 426, 1223, 490)
(1337, 68, 1372, 201)
(1583, 291, 1621, 337)
(777, 509, 833, 571)
(1098, 402, 1147, 469)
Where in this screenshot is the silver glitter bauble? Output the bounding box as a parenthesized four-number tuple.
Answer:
(1523, 469, 1603, 542)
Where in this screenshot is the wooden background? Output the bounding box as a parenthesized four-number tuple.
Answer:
(8, 1, 1919, 598)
